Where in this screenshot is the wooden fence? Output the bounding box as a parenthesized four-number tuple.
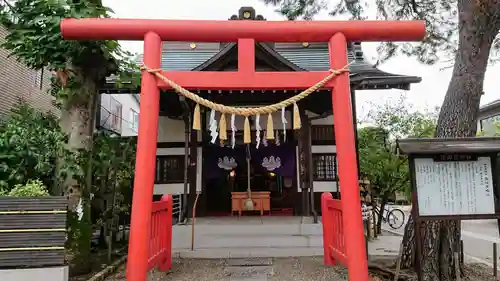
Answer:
(147, 194, 172, 271)
(321, 192, 347, 266)
(0, 196, 67, 268)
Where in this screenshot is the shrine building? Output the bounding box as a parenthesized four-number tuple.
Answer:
(102, 7, 421, 218)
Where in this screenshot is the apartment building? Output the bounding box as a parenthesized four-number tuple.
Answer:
(0, 26, 56, 118)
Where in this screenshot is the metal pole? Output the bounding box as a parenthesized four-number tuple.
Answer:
(494, 242, 498, 277)
(460, 240, 464, 265)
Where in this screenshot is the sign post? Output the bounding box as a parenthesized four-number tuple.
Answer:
(397, 137, 500, 281)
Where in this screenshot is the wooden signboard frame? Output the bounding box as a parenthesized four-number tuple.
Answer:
(397, 137, 500, 281)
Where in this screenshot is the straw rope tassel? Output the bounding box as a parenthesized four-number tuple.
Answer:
(192, 104, 201, 130)
(293, 103, 301, 130)
(244, 116, 251, 144)
(219, 114, 227, 140)
(266, 114, 274, 140)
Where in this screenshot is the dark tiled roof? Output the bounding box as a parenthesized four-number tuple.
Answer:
(106, 7, 421, 93)
(130, 41, 420, 90)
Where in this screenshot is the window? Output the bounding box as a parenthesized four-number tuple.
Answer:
(110, 97, 122, 132)
(312, 154, 338, 181)
(480, 115, 500, 136)
(130, 109, 139, 131)
(155, 155, 185, 184)
(34, 69, 44, 90)
(311, 125, 335, 145)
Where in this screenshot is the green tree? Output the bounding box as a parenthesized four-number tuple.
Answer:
(90, 131, 135, 254)
(263, 0, 499, 278)
(358, 99, 437, 233)
(0, 0, 136, 274)
(0, 103, 65, 192)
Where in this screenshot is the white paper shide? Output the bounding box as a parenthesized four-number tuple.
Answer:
(415, 157, 495, 216)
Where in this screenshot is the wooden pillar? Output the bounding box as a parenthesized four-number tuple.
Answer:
(297, 110, 310, 216)
(187, 128, 198, 218)
(350, 89, 361, 179)
(199, 110, 208, 216)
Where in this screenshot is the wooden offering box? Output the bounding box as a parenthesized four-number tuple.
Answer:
(231, 191, 271, 216)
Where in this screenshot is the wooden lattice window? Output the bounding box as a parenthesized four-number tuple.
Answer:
(312, 153, 338, 181)
(155, 155, 185, 184)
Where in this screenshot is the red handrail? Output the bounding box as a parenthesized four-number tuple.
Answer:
(147, 194, 172, 271)
(321, 192, 347, 266)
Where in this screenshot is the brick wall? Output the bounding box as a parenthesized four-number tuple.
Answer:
(0, 26, 57, 118)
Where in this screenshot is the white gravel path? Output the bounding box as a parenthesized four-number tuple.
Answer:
(105, 257, 349, 281)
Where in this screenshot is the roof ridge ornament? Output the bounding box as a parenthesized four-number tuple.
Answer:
(229, 7, 266, 21)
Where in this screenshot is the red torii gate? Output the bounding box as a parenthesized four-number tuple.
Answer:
(61, 18, 425, 281)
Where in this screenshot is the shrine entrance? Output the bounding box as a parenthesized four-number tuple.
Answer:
(60, 16, 425, 281)
(203, 142, 297, 216)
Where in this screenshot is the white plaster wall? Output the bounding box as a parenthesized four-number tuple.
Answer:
(313, 182, 339, 192)
(110, 94, 139, 137)
(157, 116, 186, 142)
(155, 117, 202, 195)
(305, 111, 339, 193)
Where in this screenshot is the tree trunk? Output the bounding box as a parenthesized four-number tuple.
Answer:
(63, 79, 98, 276)
(401, 1, 500, 280)
(376, 199, 387, 235)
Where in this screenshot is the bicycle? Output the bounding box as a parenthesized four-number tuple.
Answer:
(370, 203, 406, 229)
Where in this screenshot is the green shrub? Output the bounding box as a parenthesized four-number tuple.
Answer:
(2, 179, 50, 197)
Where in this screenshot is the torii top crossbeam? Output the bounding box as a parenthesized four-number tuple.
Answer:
(60, 18, 425, 90)
(61, 18, 425, 42)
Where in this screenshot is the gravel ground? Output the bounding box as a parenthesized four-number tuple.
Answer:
(105, 258, 497, 281)
(105, 257, 348, 281)
(270, 257, 348, 281)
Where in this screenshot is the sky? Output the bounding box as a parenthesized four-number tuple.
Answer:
(102, 0, 500, 119)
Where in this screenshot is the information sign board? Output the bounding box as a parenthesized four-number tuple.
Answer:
(414, 156, 494, 216)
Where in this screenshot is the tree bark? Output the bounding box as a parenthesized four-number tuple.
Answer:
(63, 78, 98, 276)
(401, 1, 500, 280)
(376, 199, 387, 235)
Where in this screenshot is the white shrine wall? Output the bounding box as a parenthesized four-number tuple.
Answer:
(305, 111, 339, 193)
(155, 116, 202, 195)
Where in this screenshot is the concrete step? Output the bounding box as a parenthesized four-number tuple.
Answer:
(173, 246, 324, 258)
(175, 233, 323, 249)
(173, 223, 323, 236)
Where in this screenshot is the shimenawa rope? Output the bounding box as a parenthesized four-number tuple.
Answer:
(140, 64, 351, 117)
(139, 63, 351, 142)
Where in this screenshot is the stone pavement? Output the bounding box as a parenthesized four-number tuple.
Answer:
(225, 258, 274, 281)
(173, 216, 404, 259)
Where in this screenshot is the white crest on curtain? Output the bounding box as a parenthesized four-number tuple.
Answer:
(209, 109, 218, 144)
(255, 114, 261, 149)
(281, 107, 287, 142)
(231, 114, 236, 149)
